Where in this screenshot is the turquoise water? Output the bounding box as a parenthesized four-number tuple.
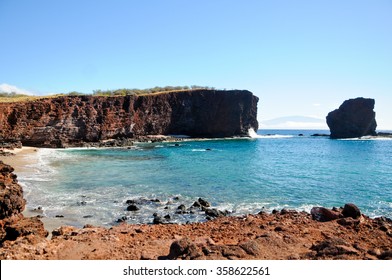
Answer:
(20, 130, 392, 227)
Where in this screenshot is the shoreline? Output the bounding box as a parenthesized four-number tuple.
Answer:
(1, 145, 392, 259)
(0, 147, 67, 234)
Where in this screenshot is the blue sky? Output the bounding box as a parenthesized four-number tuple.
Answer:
(1, 0, 391, 129)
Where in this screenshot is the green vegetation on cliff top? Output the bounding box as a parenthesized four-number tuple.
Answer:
(0, 86, 216, 103)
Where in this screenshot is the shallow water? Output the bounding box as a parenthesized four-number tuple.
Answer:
(18, 130, 392, 228)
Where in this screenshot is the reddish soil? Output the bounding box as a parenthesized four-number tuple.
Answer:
(1, 210, 391, 260)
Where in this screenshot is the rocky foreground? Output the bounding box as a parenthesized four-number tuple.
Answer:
(1, 160, 392, 260)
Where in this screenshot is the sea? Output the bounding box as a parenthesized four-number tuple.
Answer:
(18, 129, 392, 228)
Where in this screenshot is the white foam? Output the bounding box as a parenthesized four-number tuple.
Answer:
(248, 128, 293, 139)
(338, 136, 392, 141)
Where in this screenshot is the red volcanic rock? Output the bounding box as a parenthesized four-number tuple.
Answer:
(0, 90, 259, 147)
(326, 97, 377, 139)
(0, 161, 25, 219)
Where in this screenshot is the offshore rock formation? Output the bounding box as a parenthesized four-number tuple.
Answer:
(0, 89, 259, 147)
(326, 97, 377, 139)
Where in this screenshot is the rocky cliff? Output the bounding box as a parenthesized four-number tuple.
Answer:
(326, 97, 377, 139)
(0, 162, 25, 220)
(0, 89, 259, 147)
(0, 161, 48, 244)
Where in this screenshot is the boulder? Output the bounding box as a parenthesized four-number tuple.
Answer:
(311, 207, 340, 222)
(205, 208, 227, 218)
(342, 203, 361, 219)
(126, 204, 139, 211)
(198, 198, 211, 208)
(167, 238, 201, 260)
(326, 97, 377, 139)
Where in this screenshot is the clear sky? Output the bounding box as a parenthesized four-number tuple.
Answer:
(1, 0, 391, 129)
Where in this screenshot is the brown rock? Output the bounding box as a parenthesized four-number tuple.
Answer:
(3, 217, 48, 241)
(379, 250, 392, 260)
(0, 161, 26, 219)
(167, 238, 201, 260)
(239, 240, 261, 256)
(311, 207, 340, 222)
(342, 203, 361, 219)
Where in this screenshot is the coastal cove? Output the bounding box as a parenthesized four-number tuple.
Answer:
(5, 129, 392, 229)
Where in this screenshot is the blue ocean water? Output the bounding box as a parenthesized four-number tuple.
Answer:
(20, 130, 392, 227)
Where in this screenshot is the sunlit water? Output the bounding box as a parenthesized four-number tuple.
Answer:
(18, 130, 392, 228)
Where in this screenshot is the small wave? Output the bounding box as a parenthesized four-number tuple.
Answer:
(248, 128, 293, 139)
(256, 135, 294, 139)
(192, 149, 209, 152)
(338, 136, 392, 141)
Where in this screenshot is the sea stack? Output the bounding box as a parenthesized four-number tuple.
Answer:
(326, 97, 377, 139)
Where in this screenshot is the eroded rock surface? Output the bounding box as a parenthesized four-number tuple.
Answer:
(326, 97, 377, 139)
(0, 90, 259, 147)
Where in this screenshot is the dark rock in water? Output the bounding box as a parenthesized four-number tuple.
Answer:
(117, 216, 128, 223)
(177, 204, 186, 211)
(198, 198, 211, 208)
(83, 215, 93, 218)
(377, 132, 392, 138)
(126, 204, 140, 211)
(342, 203, 361, 219)
(311, 207, 341, 222)
(176, 204, 187, 214)
(150, 199, 160, 203)
(205, 208, 226, 218)
(192, 201, 201, 208)
(298, 134, 304, 136)
(326, 97, 377, 139)
(164, 214, 171, 220)
(126, 199, 136, 204)
(153, 216, 167, 224)
(311, 133, 330, 137)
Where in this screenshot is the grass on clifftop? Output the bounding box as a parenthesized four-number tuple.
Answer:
(0, 86, 216, 103)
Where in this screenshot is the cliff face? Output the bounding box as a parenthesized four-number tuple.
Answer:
(326, 97, 377, 139)
(0, 90, 259, 147)
(0, 162, 25, 220)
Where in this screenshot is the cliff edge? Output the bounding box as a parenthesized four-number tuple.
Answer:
(0, 89, 259, 147)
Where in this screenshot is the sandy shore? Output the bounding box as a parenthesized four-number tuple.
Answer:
(0, 146, 39, 173)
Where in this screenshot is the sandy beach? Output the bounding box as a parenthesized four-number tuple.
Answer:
(0, 147, 67, 234)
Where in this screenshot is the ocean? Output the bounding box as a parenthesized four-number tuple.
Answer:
(18, 129, 392, 228)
